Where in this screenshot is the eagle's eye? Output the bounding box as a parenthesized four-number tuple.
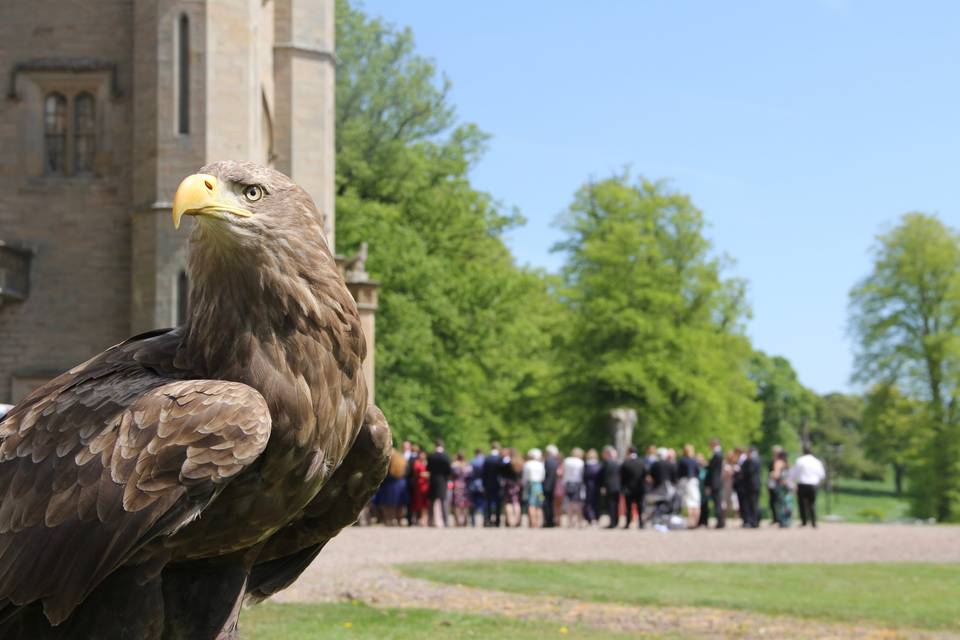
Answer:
(242, 185, 264, 202)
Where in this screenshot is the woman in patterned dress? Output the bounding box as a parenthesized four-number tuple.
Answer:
(450, 452, 471, 526)
(502, 448, 524, 527)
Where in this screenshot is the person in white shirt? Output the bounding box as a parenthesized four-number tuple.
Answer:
(790, 445, 827, 527)
(563, 448, 585, 528)
(522, 449, 546, 528)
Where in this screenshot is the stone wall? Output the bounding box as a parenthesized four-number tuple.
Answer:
(0, 0, 136, 402)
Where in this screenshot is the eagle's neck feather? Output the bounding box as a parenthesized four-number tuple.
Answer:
(177, 228, 367, 452)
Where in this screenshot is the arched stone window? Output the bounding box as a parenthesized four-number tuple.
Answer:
(43, 92, 68, 175)
(73, 92, 96, 173)
(177, 14, 190, 135)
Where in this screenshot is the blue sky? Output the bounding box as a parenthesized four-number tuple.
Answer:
(360, 0, 960, 394)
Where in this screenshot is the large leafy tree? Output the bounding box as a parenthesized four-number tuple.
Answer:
(553, 176, 760, 448)
(748, 353, 881, 479)
(334, 1, 561, 450)
(811, 393, 879, 481)
(849, 213, 960, 520)
(862, 384, 927, 496)
(749, 352, 815, 457)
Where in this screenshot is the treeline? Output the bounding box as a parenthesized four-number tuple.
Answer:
(334, 1, 960, 521)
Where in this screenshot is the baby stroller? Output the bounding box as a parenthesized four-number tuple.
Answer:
(647, 481, 678, 528)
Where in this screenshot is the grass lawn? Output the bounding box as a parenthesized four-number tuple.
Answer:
(824, 475, 911, 523)
(401, 561, 960, 631)
(241, 601, 637, 639)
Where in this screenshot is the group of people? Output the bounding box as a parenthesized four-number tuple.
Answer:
(368, 438, 827, 530)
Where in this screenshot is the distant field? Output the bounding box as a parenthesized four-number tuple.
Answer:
(824, 475, 911, 523)
(242, 601, 635, 639)
(402, 561, 960, 631)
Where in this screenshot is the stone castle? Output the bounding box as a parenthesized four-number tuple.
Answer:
(0, 0, 376, 404)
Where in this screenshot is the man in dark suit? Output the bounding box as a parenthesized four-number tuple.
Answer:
(740, 446, 762, 528)
(542, 444, 560, 527)
(601, 446, 622, 528)
(620, 446, 646, 529)
(732, 447, 747, 526)
(427, 439, 452, 527)
(482, 442, 503, 527)
(699, 438, 725, 528)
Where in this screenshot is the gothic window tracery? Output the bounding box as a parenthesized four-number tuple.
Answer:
(73, 92, 96, 173)
(43, 92, 67, 175)
(41, 91, 98, 176)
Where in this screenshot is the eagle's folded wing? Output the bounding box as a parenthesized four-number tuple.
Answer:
(246, 404, 390, 602)
(0, 359, 271, 625)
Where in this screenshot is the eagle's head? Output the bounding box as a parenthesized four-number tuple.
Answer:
(170, 161, 354, 375)
(172, 160, 328, 255)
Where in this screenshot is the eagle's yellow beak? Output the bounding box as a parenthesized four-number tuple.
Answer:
(172, 174, 253, 229)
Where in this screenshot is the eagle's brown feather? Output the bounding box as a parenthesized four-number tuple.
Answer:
(246, 404, 391, 603)
(0, 331, 271, 624)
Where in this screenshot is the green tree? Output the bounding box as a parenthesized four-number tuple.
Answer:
(553, 175, 760, 448)
(748, 352, 815, 457)
(334, 1, 562, 450)
(862, 384, 927, 496)
(849, 213, 960, 520)
(811, 393, 879, 481)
